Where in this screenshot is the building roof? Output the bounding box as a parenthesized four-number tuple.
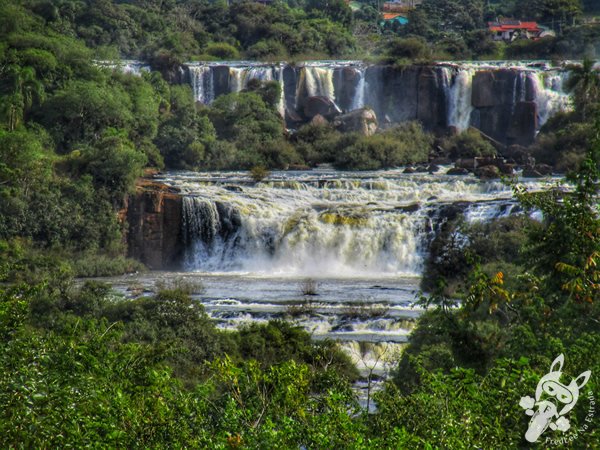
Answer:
(488, 20, 541, 33)
(382, 13, 409, 24)
(383, 13, 402, 20)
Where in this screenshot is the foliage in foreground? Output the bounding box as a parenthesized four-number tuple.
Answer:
(2, 132, 600, 447)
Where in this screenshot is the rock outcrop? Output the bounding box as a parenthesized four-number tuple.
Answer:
(303, 96, 342, 120)
(126, 180, 184, 270)
(333, 107, 378, 136)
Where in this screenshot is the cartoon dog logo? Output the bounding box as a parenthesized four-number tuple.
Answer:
(519, 354, 591, 443)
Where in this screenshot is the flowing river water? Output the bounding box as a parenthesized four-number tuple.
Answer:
(102, 168, 559, 387)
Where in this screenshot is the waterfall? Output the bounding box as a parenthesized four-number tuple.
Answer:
(168, 170, 545, 277)
(189, 65, 214, 104)
(181, 60, 572, 141)
(302, 66, 335, 100)
(182, 197, 242, 270)
(447, 67, 475, 131)
(229, 67, 245, 92)
(145, 170, 557, 351)
(93, 60, 150, 76)
(187, 64, 287, 115)
(517, 71, 528, 102)
(351, 68, 366, 110)
(529, 71, 571, 128)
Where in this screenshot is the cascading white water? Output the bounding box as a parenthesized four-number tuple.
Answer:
(107, 169, 560, 365)
(189, 65, 214, 103)
(184, 60, 573, 138)
(529, 71, 572, 128)
(163, 169, 554, 278)
(302, 66, 335, 99)
(181, 190, 425, 277)
(229, 67, 245, 92)
(447, 67, 475, 131)
(93, 60, 150, 76)
(351, 68, 367, 111)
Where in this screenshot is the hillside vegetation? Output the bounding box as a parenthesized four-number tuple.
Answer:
(1, 1, 599, 447)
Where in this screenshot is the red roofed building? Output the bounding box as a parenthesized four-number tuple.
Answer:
(488, 19, 544, 42)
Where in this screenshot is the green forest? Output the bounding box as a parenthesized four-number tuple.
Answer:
(1, 0, 600, 448)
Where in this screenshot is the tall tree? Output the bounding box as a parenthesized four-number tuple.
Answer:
(0, 66, 44, 131)
(565, 58, 600, 121)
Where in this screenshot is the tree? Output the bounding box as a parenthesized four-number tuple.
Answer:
(38, 80, 134, 152)
(565, 59, 600, 121)
(76, 133, 146, 201)
(0, 66, 45, 131)
(515, 119, 600, 301)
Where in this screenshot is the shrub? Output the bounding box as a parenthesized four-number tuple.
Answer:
(72, 255, 146, 278)
(154, 276, 205, 295)
(441, 129, 496, 159)
(246, 40, 288, 60)
(384, 37, 431, 63)
(250, 165, 270, 182)
(335, 122, 432, 170)
(204, 42, 239, 60)
(300, 278, 318, 296)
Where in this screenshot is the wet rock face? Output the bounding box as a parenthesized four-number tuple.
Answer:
(303, 96, 342, 120)
(126, 181, 184, 270)
(335, 67, 362, 111)
(417, 67, 448, 131)
(471, 70, 537, 146)
(182, 62, 562, 146)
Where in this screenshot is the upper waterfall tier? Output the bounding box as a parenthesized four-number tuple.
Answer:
(184, 60, 571, 146)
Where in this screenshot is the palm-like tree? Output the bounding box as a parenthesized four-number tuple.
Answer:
(1, 65, 45, 131)
(565, 58, 600, 121)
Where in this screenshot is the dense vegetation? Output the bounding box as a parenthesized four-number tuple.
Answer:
(1, 0, 600, 447)
(2, 124, 599, 447)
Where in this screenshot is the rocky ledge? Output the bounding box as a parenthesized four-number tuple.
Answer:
(124, 179, 184, 270)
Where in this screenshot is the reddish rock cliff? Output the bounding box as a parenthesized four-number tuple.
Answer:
(125, 179, 183, 270)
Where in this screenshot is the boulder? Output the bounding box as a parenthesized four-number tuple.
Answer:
(474, 156, 514, 175)
(474, 165, 501, 179)
(333, 107, 378, 136)
(430, 157, 452, 165)
(536, 163, 553, 175)
(456, 158, 476, 169)
(522, 166, 543, 178)
(523, 164, 552, 178)
(503, 144, 531, 165)
(285, 108, 304, 125)
(447, 167, 470, 175)
(403, 167, 417, 174)
(310, 114, 329, 126)
(396, 203, 420, 213)
(303, 96, 342, 120)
